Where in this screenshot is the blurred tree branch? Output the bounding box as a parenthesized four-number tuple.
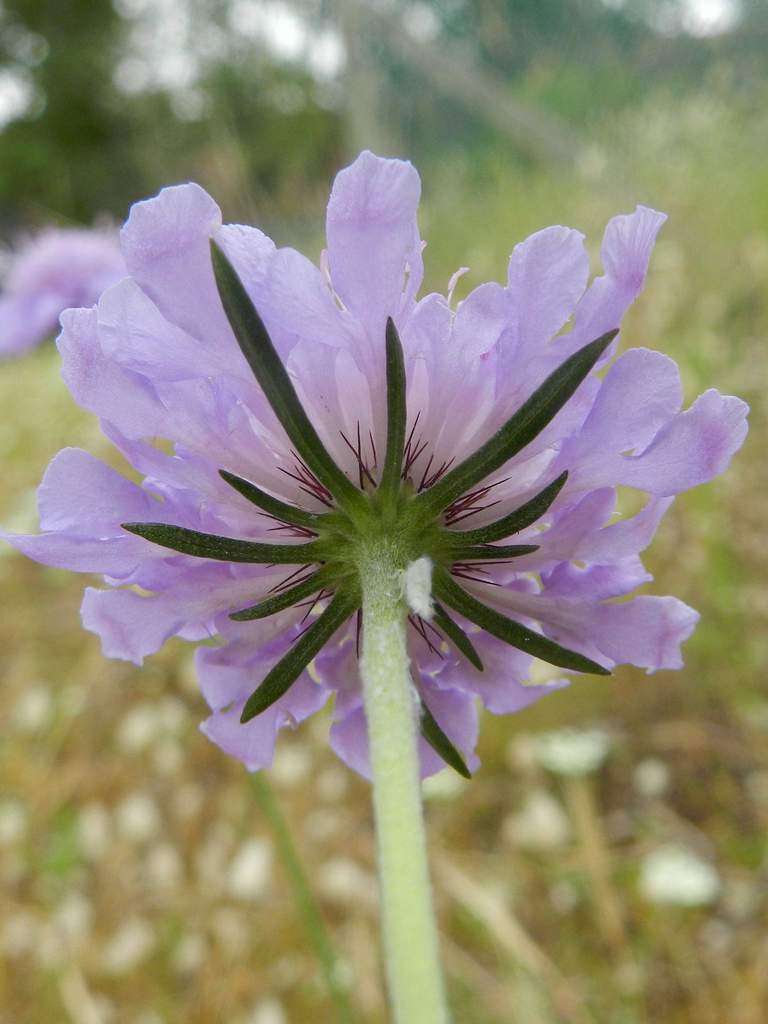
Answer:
(335, 0, 585, 168)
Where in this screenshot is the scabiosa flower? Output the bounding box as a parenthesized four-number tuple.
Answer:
(0, 227, 126, 357)
(1, 152, 748, 778)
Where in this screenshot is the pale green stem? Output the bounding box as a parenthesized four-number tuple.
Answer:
(359, 542, 449, 1024)
(251, 773, 354, 1024)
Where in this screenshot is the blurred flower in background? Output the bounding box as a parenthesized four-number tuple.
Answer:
(639, 845, 721, 906)
(0, 227, 125, 357)
(521, 728, 612, 777)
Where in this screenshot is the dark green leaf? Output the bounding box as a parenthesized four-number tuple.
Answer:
(241, 590, 358, 722)
(210, 241, 364, 512)
(420, 698, 472, 778)
(447, 471, 568, 545)
(220, 469, 324, 531)
(378, 317, 407, 504)
(122, 522, 320, 564)
(433, 566, 610, 676)
(432, 603, 483, 671)
(231, 569, 330, 621)
(415, 332, 617, 517)
(450, 544, 539, 561)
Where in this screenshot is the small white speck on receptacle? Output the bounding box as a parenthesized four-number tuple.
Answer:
(402, 556, 434, 620)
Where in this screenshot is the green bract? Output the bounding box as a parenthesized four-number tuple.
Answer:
(122, 241, 614, 775)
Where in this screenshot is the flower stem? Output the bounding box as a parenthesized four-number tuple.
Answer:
(251, 773, 354, 1024)
(359, 544, 449, 1023)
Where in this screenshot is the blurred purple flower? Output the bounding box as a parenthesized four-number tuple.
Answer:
(0, 227, 126, 357)
(1, 152, 748, 777)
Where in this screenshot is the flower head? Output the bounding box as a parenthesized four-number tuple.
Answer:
(1, 152, 748, 778)
(0, 227, 125, 357)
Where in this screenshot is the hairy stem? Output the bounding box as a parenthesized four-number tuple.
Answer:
(359, 543, 449, 1023)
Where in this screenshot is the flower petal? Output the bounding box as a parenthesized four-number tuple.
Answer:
(265, 247, 358, 352)
(588, 596, 699, 672)
(433, 629, 570, 716)
(38, 448, 156, 533)
(0, 448, 164, 577)
(195, 618, 315, 710)
(0, 531, 150, 577)
(541, 558, 652, 600)
(0, 227, 126, 356)
(452, 281, 508, 361)
(616, 390, 749, 495)
(480, 581, 698, 673)
(97, 277, 224, 381)
(58, 306, 167, 439)
(567, 205, 667, 352)
(504, 224, 590, 354)
(326, 151, 423, 337)
(200, 675, 328, 772)
(562, 348, 684, 460)
(81, 587, 188, 665)
(120, 183, 226, 345)
(81, 565, 294, 664)
(577, 497, 673, 562)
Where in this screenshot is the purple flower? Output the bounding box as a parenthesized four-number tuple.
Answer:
(0, 228, 126, 357)
(1, 152, 748, 778)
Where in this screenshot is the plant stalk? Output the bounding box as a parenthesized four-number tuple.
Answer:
(359, 543, 449, 1023)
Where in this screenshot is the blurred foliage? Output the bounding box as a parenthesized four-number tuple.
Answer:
(0, 0, 344, 229)
(0, 0, 766, 225)
(377, 0, 768, 164)
(0, 0, 133, 222)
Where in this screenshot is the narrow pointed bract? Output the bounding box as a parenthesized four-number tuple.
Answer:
(415, 331, 618, 518)
(210, 241, 365, 512)
(230, 569, 330, 621)
(419, 699, 473, 778)
(448, 472, 568, 545)
(240, 590, 359, 722)
(379, 317, 408, 505)
(433, 566, 611, 676)
(449, 543, 540, 561)
(121, 522, 321, 565)
(431, 603, 484, 671)
(220, 469, 325, 531)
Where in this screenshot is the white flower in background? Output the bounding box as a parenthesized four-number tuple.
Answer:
(639, 845, 720, 906)
(633, 757, 670, 797)
(115, 792, 161, 844)
(227, 838, 273, 901)
(247, 997, 288, 1024)
(78, 802, 111, 860)
(172, 932, 207, 974)
(101, 917, 155, 975)
(12, 683, 54, 732)
(503, 787, 571, 850)
(526, 728, 612, 776)
(0, 800, 27, 845)
(317, 858, 379, 908)
(117, 703, 159, 752)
